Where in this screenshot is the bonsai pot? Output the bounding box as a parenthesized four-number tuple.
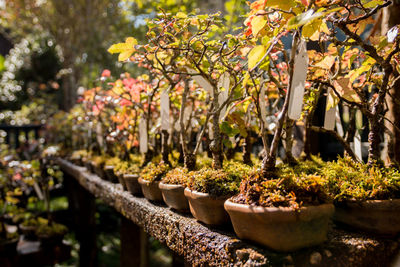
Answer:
(138, 178, 163, 202)
(104, 165, 118, 183)
(38, 232, 65, 248)
(19, 224, 37, 240)
(159, 182, 189, 212)
(85, 161, 93, 173)
(116, 172, 127, 190)
(124, 174, 142, 196)
(334, 199, 400, 236)
(224, 200, 334, 252)
(92, 161, 105, 179)
(184, 188, 230, 225)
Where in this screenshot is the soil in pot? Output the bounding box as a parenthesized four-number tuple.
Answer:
(334, 199, 400, 236)
(184, 188, 230, 225)
(159, 182, 189, 212)
(124, 174, 142, 196)
(224, 200, 334, 252)
(138, 178, 163, 202)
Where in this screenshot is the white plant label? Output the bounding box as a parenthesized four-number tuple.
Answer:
(218, 72, 230, 121)
(335, 106, 344, 137)
(354, 131, 362, 161)
(186, 67, 213, 94)
(96, 123, 104, 147)
(139, 117, 148, 153)
(288, 39, 308, 120)
(259, 79, 268, 127)
(160, 89, 170, 130)
(324, 88, 336, 131)
(33, 181, 44, 200)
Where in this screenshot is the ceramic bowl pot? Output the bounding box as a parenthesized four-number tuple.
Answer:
(124, 174, 142, 196)
(138, 178, 163, 202)
(224, 200, 335, 252)
(104, 165, 118, 183)
(184, 188, 230, 225)
(159, 182, 189, 212)
(116, 172, 127, 190)
(334, 199, 400, 236)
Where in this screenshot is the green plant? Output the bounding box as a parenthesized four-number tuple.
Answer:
(140, 162, 170, 183)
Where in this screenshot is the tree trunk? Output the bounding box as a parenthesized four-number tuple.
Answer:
(61, 71, 77, 111)
(382, 3, 400, 167)
(243, 134, 253, 165)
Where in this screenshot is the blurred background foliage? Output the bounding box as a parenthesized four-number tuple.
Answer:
(0, 0, 246, 114)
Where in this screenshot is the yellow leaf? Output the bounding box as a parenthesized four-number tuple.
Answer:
(176, 12, 187, 18)
(108, 37, 138, 61)
(333, 77, 361, 103)
(251, 16, 267, 37)
(248, 45, 266, 70)
(315, 55, 335, 69)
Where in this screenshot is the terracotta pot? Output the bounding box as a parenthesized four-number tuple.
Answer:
(138, 178, 163, 202)
(104, 165, 118, 183)
(159, 182, 189, 212)
(116, 172, 127, 190)
(19, 224, 37, 240)
(334, 199, 400, 236)
(224, 200, 334, 252)
(85, 161, 93, 173)
(124, 174, 142, 196)
(92, 161, 105, 178)
(184, 188, 230, 225)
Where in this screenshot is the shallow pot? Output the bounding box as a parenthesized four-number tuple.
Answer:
(124, 174, 142, 196)
(334, 199, 400, 236)
(184, 188, 229, 225)
(138, 178, 163, 202)
(224, 200, 334, 252)
(116, 172, 127, 190)
(159, 182, 189, 212)
(104, 165, 118, 183)
(92, 162, 105, 179)
(38, 233, 65, 248)
(19, 224, 37, 240)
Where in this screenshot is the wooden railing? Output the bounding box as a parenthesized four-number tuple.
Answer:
(58, 159, 400, 267)
(0, 124, 43, 148)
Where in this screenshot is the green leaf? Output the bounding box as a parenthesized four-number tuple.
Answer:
(0, 55, 4, 72)
(248, 45, 266, 70)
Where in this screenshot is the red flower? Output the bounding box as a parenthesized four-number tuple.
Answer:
(101, 69, 111, 78)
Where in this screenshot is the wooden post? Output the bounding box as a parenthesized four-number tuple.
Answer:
(120, 216, 149, 267)
(65, 173, 97, 267)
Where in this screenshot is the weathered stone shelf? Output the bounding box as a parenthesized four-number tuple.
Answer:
(58, 158, 400, 266)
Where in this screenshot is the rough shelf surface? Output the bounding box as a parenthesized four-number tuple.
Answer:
(58, 159, 400, 267)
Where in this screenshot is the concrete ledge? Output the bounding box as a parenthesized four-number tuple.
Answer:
(58, 158, 400, 266)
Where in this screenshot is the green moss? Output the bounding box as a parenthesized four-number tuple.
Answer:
(162, 167, 188, 185)
(70, 149, 89, 160)
(186, 160, 253, 197)
(36, 221, 68, 237)
(323, 156, 400, 201)
(105, 157, 121, 167)
(140, 162, 170, 183)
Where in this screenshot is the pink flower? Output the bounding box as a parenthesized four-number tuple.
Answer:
(101, 69, 111, 78)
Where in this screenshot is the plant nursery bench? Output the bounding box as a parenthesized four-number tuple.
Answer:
(58, 158, 400, 267)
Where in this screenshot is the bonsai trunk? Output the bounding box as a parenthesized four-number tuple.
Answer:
(161, 129, 170, 165)
(210, 115, 223, 169)
(284, 119, 297, 165)
(243, 134, 253, 165)
(261, 33, 299, 177)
